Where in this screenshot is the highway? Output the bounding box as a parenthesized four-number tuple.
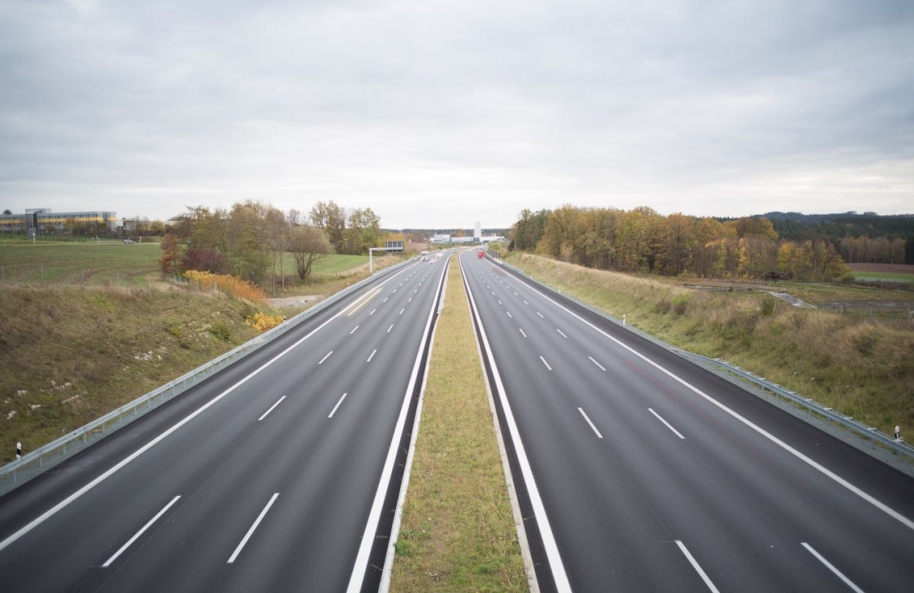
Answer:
(0, 254, 449, 593)
(460, 250, 914, 592)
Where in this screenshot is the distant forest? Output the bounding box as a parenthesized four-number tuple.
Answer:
(509, 207, 914, 281)
(758, 212, 914, 265)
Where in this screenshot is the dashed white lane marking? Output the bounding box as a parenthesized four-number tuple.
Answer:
(556, 329, 567, 339)
(228, 493, 280, 564)
(367, 349, 377, 363)
(519, 328, 527, 338)
(318, 351, 333, 365)
(676, 540, 720, 593)
(329, 393, 348, 418)
(802, 542, 864, 593)
(578, 407, 604, 439)
(588, 356, 606, 371)
(540, 356, 552, 371)
(103, 496, 181, 567)
(258, 395, 287, 422)
(648, 408, 686, 440)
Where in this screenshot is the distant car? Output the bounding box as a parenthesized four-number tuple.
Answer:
(123, 239, 135, 244)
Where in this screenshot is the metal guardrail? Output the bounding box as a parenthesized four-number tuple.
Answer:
(491, 254, 914, 464)
(673, 349, 914, 461)
(0, 260, 411, 496)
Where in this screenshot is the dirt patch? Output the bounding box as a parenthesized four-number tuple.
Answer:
(267, 295, 324, 309)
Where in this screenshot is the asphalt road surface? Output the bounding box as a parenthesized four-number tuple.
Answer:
(460, 250, 914, 593)
(0, 255, 449, 593)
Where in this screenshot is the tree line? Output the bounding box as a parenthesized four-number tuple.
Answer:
(511, 206, 852, 281)
(764, 211, 914, 242)
(159, 200, 386, 288)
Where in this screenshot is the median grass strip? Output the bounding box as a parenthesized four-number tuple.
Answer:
(390, 257, 528, 592)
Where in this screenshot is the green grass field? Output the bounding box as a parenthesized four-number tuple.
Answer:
(852, 271, 914, 282)
(0, 241, 374, 287)
(0, 241, 162, 286)
(309, 254, 368, 275)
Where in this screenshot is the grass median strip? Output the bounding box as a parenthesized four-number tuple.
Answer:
(390, 257, 528, 592)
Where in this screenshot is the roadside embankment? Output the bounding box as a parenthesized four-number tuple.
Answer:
(507, 252, 914, 441)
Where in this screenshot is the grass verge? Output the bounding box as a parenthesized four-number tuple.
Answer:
(389, 257, 528, 592)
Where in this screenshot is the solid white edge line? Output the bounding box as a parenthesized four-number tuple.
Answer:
(347, 254, 451, 593)
(103, 495, 181, 567)
(318, 350, 333, 365)
(328, 393, 348, 418)
(258, 395, 287, 422)
(578, 407, 604, 439)
(515, 270, 914, 533)
(802, 542, 865, 593)
(676, 540, 721, 593)
(227, 492, 279, 564)
(648, 407, 686, 440)
(0, 303, 343, 554)
(540, 356, 552, 371)
(588, 356, 606, 371)
(464, 258, 572, 592)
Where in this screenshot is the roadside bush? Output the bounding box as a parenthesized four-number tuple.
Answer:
(672, 296, 689, 316)
(184, 270, 267, 302)
(245, 312, 284, 332)
(760, 294, 777, 316)
(209, 321, 232, 341)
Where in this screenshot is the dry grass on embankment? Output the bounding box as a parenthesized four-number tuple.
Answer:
(0, 285, 276, 463)
(390, 257, 528, 592)
(509, 252, 914, 439)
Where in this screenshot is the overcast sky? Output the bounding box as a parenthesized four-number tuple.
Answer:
(1, 0, 912, 229)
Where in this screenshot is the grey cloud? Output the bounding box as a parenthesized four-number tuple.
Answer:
(1, 0, 912, 225)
